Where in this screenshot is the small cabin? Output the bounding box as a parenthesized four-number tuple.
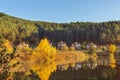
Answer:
(75, 62, 82, 68)
(71, 42, 81, 50)
(57, 41, 67, 50)
(86, 42, 97, 50)
(16, 42, 29, 51)
(18, 42, 29, 48)
(72, 62, 82, 70)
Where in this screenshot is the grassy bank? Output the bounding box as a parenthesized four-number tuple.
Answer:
(55, 51, 88, 65)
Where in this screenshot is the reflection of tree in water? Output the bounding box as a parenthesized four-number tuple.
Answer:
(57, 64, 69, 71)
(54, 43, 119, 80)
(108, 44, 116, 68)
(86, 56, 98, 69)
(55, 51, 118, 80)
(108, 54, 116, 68)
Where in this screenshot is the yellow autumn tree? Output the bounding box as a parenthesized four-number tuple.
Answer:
(0, 38, 56, 80)
(30, 38, 57, 80)
(4, 38, 56, 80)
(109, 44, 116, 53)
(108, 44, 116, 68)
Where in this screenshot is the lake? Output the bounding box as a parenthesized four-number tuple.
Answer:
(50, 55, 120, 80)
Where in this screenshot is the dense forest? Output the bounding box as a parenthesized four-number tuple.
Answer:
(1, 12, 120, 46)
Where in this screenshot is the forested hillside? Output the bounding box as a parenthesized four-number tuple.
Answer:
(1, 12, 120, 46)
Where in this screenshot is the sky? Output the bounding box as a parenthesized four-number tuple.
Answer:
(0, 0, 120, 23)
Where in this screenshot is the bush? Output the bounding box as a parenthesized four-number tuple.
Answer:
(81, 44, 86, 50)
(61, 46, 69, 51)
(69, 46, 75, 51)
(81, 41, 87, 50)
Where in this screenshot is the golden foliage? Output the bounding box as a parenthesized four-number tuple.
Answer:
(16, 42, 32, 53)
(109, 57, 116, 68)
(8, 57, 19, 67)
(36, 38, 56, 57)
(0, 39, 13, 53)
(109, 44, 116, 53)
(69, 63, 75, 68)
(69, 46, 75, 51)
(108, 53, 116, 68)
(31, 38, 56, 80)
(108, 44, 116, 68)
(37, 62, 56, 80)
(0, 38, 57, 80)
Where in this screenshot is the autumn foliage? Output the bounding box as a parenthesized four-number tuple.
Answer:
(31, 38, 56, 80)
(109, 44, 116, 53)
(108, 44, 116, 68)
(0, 38, 56, 80)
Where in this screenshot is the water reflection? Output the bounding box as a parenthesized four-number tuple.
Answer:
(57, 54, 117, 71)
(50, 54, 118, 80)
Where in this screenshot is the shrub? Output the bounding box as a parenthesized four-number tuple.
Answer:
(81, 41, 87, 50)
(81, 44, 86, 50)
(69, 46, 75, 51)
(61, 46, 69, 51)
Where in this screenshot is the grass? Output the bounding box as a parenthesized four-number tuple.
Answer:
(55, 50, 87, 65)
(55, 50, 108, 65)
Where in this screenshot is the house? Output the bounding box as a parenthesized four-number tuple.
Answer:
(71, 42, 81, 50)
(17, 42, 29, 49)
(57, 41, 67, 50)
(17, 42, 29, 48)
(57, 64, 69, 71)
(86, 42, 97, 50)
(72, 62, 82, 70)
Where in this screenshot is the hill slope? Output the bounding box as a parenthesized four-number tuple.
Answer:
(0, 12, 120, 45)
